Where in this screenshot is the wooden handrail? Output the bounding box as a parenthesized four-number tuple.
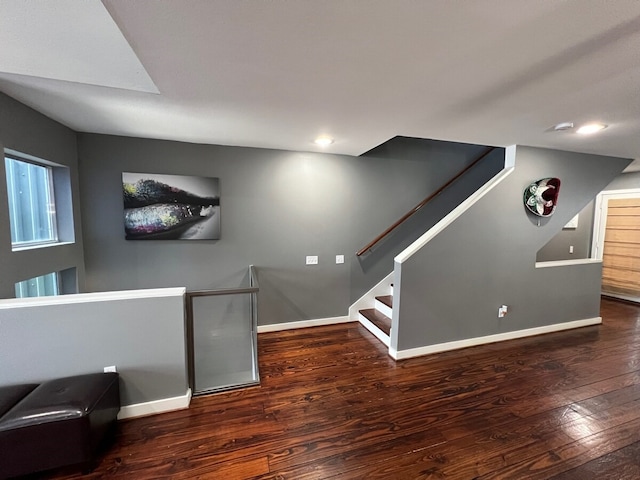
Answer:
(356, 146, 496, 256)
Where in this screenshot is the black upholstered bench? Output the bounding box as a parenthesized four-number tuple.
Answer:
(0, 372, 120, 479)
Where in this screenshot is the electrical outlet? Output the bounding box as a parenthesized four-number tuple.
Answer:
(104, 365, 117, 373)
(306, 256, 318, 265)
(569, 245, 574, 254)
(498, 305, 508, 318)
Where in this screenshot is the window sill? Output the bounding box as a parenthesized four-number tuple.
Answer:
(11, 241, 75, 252)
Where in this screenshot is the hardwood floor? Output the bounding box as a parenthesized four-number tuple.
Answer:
(44, 297, 640, 479)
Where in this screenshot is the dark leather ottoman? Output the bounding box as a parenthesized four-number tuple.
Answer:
(0, 372, 120, 479)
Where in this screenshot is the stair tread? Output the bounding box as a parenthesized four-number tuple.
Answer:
(376, 295, 393, 308)
(359, 308, 391, 336)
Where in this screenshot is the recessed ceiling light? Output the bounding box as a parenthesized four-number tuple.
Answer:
(314, 136, 334, 146)
(576, 123, 607, 135)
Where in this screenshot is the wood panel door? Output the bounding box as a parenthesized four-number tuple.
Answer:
(602, 198, 640, 298)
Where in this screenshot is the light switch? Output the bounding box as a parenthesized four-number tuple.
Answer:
(306, 255, 318, 265)
(336, 255, 344, 264)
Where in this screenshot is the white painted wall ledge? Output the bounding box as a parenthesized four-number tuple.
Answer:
(535, 259, 602, 268)
(258, 316, 352, 333)
(0, 287, 186, 309)
(389, 317, 602, 360)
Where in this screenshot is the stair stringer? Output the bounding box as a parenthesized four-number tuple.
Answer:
(350, 272, 393, 342)
(348, 272, 393, 321)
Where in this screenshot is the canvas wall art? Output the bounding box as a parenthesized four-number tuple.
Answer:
(122, 172, 220, 240)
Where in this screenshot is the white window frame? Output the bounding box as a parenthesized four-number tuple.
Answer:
(4, 153, 61, 251)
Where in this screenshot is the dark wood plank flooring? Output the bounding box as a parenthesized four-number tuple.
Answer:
(42, 297, 640, 479)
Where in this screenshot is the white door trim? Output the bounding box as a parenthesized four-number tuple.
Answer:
(592, 188, 640, 260)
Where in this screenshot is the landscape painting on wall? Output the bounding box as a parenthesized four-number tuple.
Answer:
(122, 172, 220, 240)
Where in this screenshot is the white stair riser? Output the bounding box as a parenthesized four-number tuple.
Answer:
(375, 299, 393, 318)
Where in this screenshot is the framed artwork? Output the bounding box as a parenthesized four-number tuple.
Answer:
(122, 172, 220, 240)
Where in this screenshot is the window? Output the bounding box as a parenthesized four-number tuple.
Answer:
(15, 272, 59, 298)
(13, 268, 77, 299)
(5, 156, 58, 248)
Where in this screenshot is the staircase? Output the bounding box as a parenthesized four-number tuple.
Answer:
(358, 285, 393, 347)
(352, 145, 500, 353)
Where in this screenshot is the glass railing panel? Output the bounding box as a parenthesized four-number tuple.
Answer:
(187, 267, 259, 395)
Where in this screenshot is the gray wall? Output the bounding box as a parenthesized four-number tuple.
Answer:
(0, 290, 187, 406)
(394, 146, 632, 351)
(536, 201, 595, 261)
(353, 139, 504, 302)
(605, 171, 640, 191)
(537, 171, 640, 262)
(0, 93, 86, 298)
(77, 134, 495, 325)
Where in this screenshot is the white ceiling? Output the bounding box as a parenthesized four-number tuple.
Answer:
(1, 0, 639, 162)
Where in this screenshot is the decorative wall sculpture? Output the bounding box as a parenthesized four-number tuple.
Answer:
(122, 172, 220, 240)
(524, 177, 561, 217)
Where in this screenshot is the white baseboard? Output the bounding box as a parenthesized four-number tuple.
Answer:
(389, 317, 602, 360)
(118, 388, 192, 420)
(257, 316, 352, 333)
(602, 292, 640, 304)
